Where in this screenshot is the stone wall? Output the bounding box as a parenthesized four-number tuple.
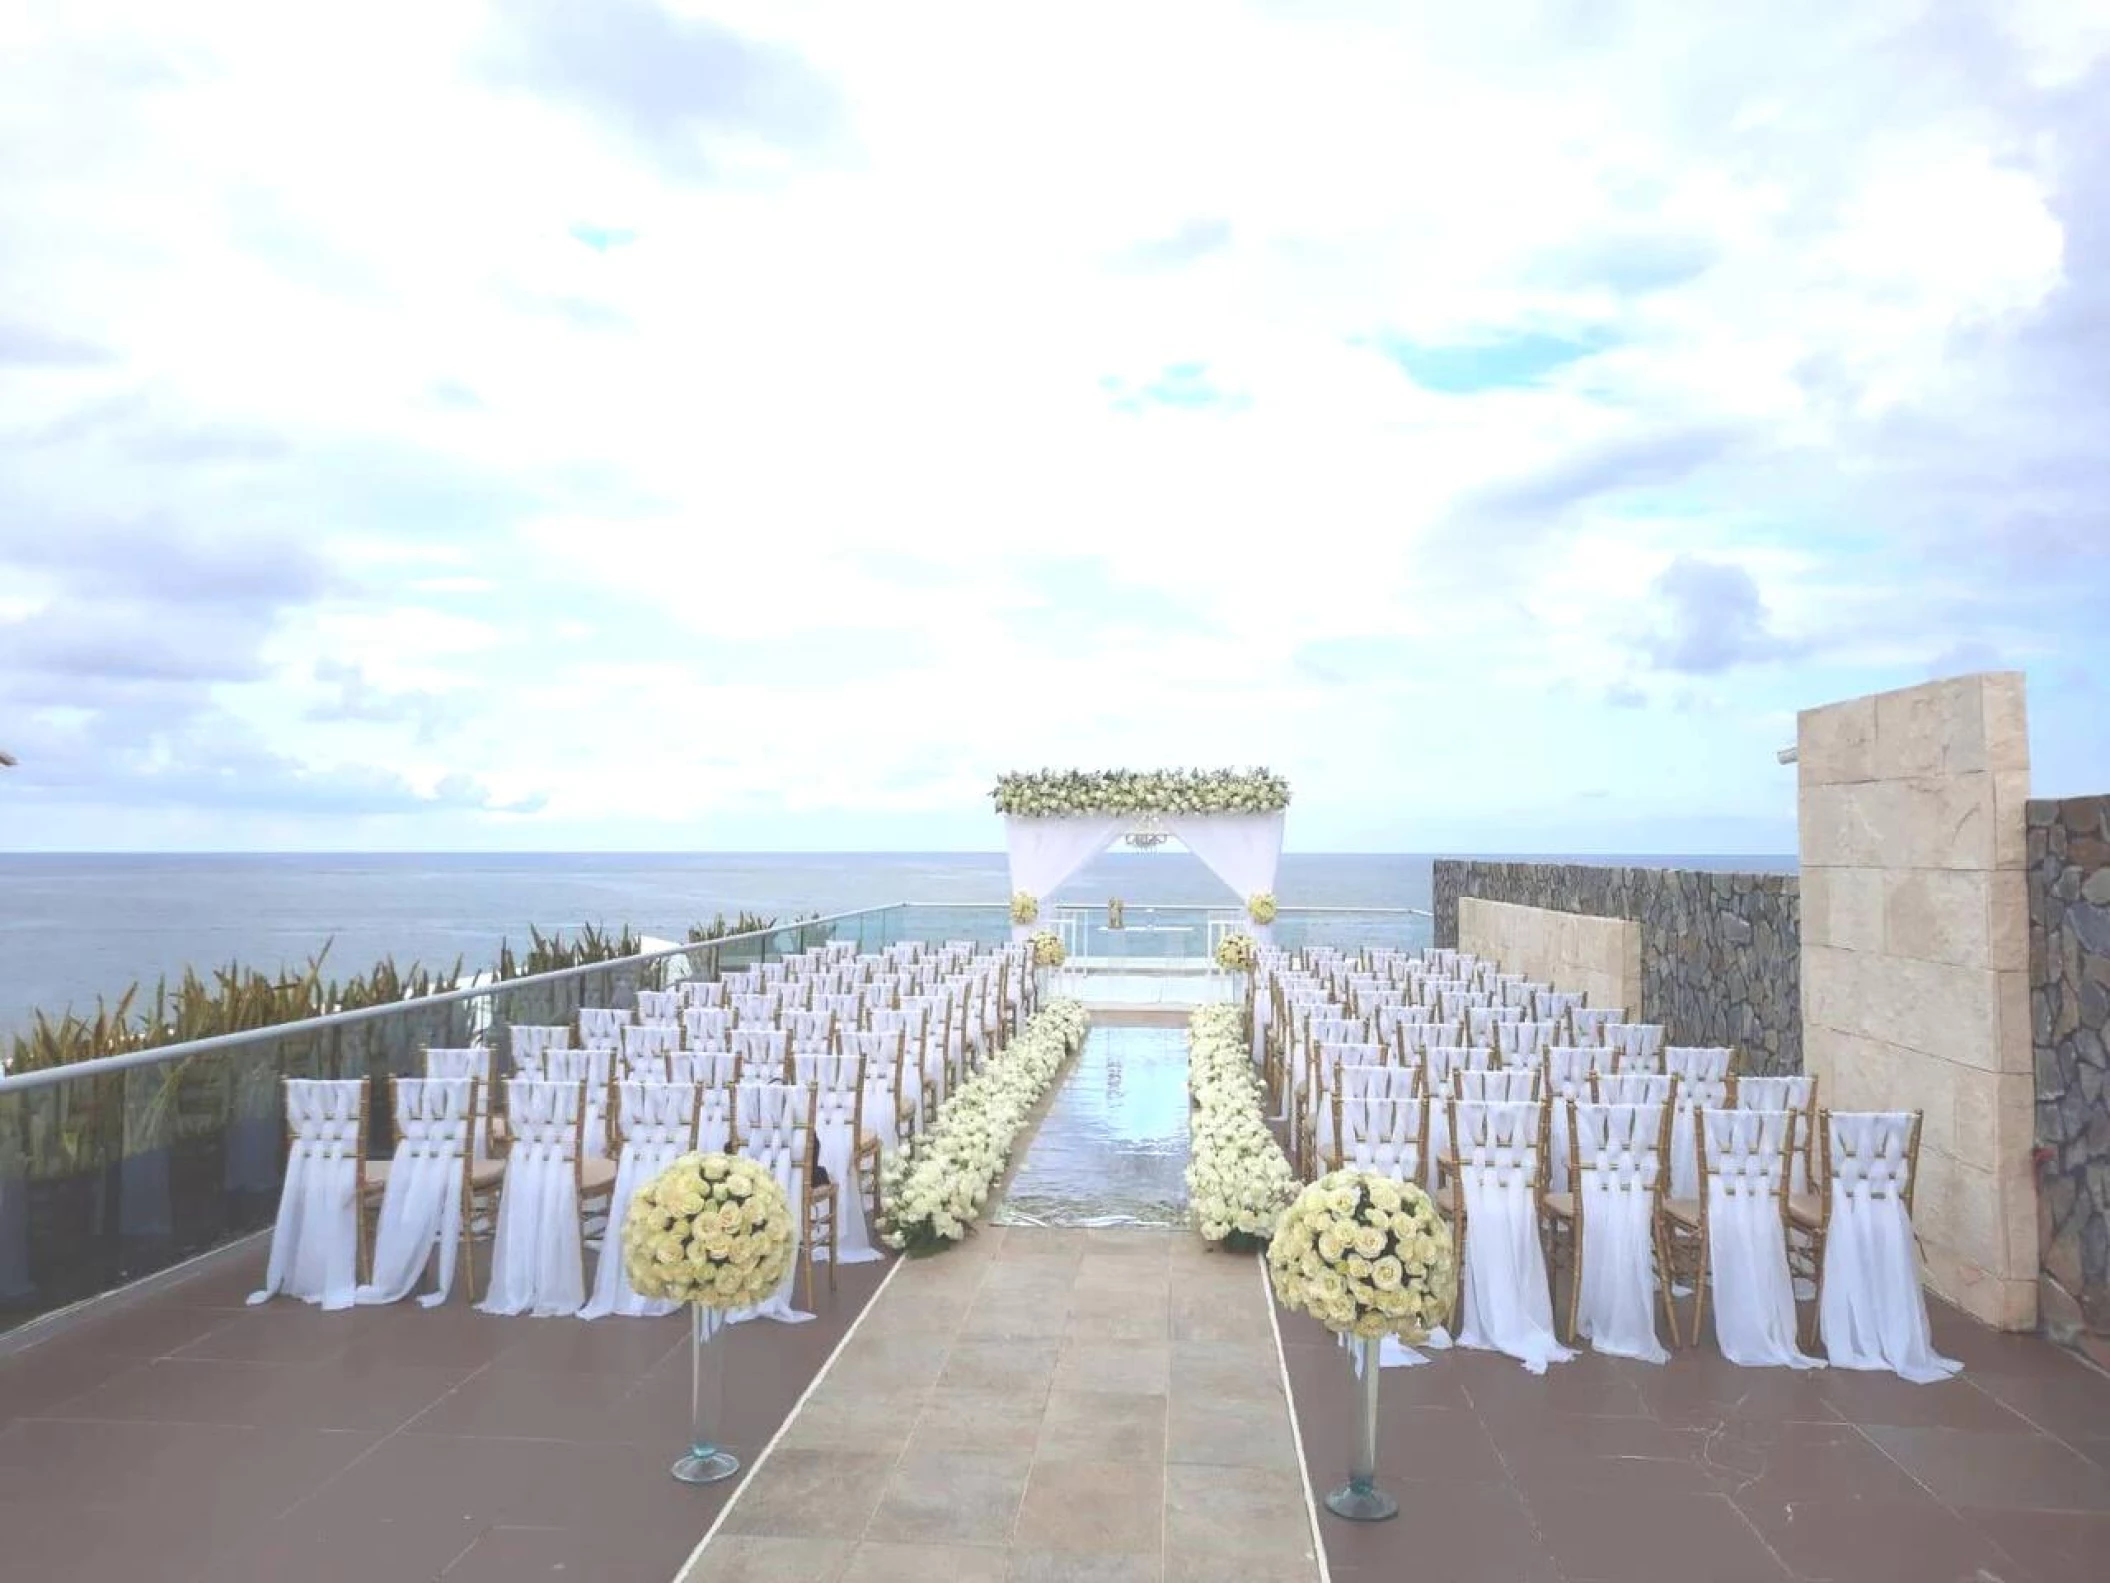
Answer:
(1799, 672, 2036, 1330)
(2030, 793, 2110, 1352)
(1433, 860, 1801, 1075)
(1457, 897, 1642, 1016)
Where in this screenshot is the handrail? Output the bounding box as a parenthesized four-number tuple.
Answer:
(0, 901, 904, 1094)
(901, 900, 1435, 917)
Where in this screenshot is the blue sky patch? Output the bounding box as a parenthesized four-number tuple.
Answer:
(1374, 330, 1612, 393)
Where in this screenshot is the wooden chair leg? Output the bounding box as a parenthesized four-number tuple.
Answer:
(1654, 1219, 1681, 1348)
(1689, 1228, 1710, 1351)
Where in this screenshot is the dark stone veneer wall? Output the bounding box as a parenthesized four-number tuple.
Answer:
(1432, 861, 1802, 1077)
(2028, 796, 2110, 1348)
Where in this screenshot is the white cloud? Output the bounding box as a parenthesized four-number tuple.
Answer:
(1, 0, 2105, 851)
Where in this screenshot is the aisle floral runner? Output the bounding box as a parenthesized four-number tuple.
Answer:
(878, 1000, 1089, 1255)
(1185, 1003, 1297, 1246)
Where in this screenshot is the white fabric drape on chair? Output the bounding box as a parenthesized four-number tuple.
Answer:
(1818, 1112, 1960, 1384)
(1704, 1108, 1824, 1369)
(357, 1078, 473, 1309)
(580, 1080, 696, 1320)
(725, 1083, 816, 1326)
(794, 1052, 883, 1265)
(1453, 1100, 1574, 1374)
(1003, 814, 1125, 941)
(1162, 811, 1286, 945)
(479, 1079, 588, 1318)
(249, 1079, 365, 1311)
(1571, 1101, 1671, 1364)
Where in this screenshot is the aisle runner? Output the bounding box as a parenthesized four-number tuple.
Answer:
(681, 1229, 1320, 1582)
(991, 1024, 1192, 1228)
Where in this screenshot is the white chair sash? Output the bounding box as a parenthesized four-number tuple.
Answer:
(578, 1007, 628, 1047)
(726, 1083, 814, 1325)
(1667, 1048, 1734, 1199)
(1818, 1111, 1959, 1383)
(357, 1077, 473, 1309)
(478, 1079, 589, 1318)
(249, 1079, 365, 1310)
(1702, 1109, 1822, 1369)
(634, 989, 680, 1023)
(1571, 1101, 1670, 1363)
(579, 1080, 697, 1320)
(1452, 1099, 1573, 1374)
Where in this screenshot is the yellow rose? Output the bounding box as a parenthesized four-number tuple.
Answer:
(1316, 1229, 1345, 1263)
(1352, 1226, 1386, 1260)
(1369, 1179, 1403, 1215)
(1372, 1256, 1403, 1291)
(1346, 1256, 1371, 1280)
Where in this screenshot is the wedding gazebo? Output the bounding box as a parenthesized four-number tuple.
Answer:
(991, 768, 1289, 943)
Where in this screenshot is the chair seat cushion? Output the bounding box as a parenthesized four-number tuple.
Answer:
(580, 1157, 618, 1195)
(1787, 1193, 1823, 1227)
(470, 1159, 505, 1189)
(1434, 1184, 1456, 1213)
(1541, 1190, 1575, 1219)
(1662, 1196, 1702, 1227)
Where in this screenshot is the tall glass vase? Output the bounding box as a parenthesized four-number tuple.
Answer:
(671, 1304, 740, 1484)
(1324, 1334, 1397, 1521)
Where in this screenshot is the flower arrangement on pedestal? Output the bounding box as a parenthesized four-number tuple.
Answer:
(879, 1000, 1089, 1255)
(1214, 933, 1258, 973)
(1246, 893, 1278, 925)
(1029, 930, 1066, 967)
(1009, 891, 1040, 926)
(1268, 1170, 1457, 1522)
(1185, 1004, 1296, 1250)
(622, 1153, 796, 1484)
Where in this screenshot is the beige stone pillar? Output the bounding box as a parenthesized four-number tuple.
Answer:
(1797, 672, 2035, 1329)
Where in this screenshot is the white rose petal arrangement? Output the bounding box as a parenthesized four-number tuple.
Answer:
(622, 1151, 796, 1309)
(991, 768, 1291, 818)
(1185, 1004, 1298, 1250)
(1215, 933, 1259, 973)
(1266, 1169, 1457, 1342)
(1029, 929, 1066, 967)
(879, 999, 1090, 1255)
(1010, 891, 1040, 926)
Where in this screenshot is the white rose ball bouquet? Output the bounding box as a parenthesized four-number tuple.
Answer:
(622, 1152, 796, 1311)
(1029, 929, 1066, 967)
(1267, 1169, 1457, 1342)
(1215, 933, 1259, 973)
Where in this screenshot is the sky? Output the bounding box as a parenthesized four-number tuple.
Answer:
(1, 0, 2107, 856)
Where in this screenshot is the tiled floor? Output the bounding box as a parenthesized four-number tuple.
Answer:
(681, 1226, 1320, 1583)
(0, 1240, 892, 1582)
(1278, 1301, 2110, 1583)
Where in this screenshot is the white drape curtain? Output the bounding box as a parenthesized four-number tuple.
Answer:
(1004, 815, 1126, 942)
(1163, 812, 1286, 944)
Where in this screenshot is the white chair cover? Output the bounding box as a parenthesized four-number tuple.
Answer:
(732, 1026, 789, 1074)
(478, 1079, 592, 1318)
(683, 980, 726, 1008)
(1534, 989, 1585, 1022)
(1498, 1021, 1559, 1062)
(635, 989, 680, 1023)
(793, 1054, 882, 1264)
(1598, 1072, 1677, 1108)
(1702, 1108, 1822, 1369)
(510, 1025, 570, 1067)
(696, 1085, 734, 1154)
(1456, 1069, 1540, 1104)
(672, 1049, 738, 1089)
(1545, 1048, 1596, 1193)
(249, 1079, 365, 1310)
(1570, 1007, 1625, 1044)
(357, 1077, 473, 1309)
(1667, 1048, 1734, 1199)
(1602, 1023, 1665, 1061)
(726, 1083, 815, 1325)
(844, 1029, 906, 1152)
(546, 1047, 614, 1157)
(579, 1080, 697, 1320)
(423, 1047, 493, 1161)
(578, 1007, 628, 1047)
(1738, 1075, 1818, 1193)
(1570, 1101, 1671, 1363)
(1452, 1100, 1573, 1374)
(621, 1023, 679, 1064)
(1818, 1112, 1960, 1383)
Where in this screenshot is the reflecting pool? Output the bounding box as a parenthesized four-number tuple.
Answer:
(992, 1023, 1190, 1228)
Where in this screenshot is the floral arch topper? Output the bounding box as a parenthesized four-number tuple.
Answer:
(992, 768, 1290, 944)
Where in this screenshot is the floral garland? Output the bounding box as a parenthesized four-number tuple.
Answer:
(621, 1152, 796, 1309)
(1267, 1169, 1456, 1341)
(992, 768, 1291, 818)
(1215, 933, 1258, 972)
(1246, 892, 1277, 925)
(1185, 1004, 1298, 1249)
(879, 999, 1090, 1254)
(1028, 929, 1066, 967)
(1010, 891, 1040, 925)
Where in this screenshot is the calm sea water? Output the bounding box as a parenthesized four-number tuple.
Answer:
(0, 851, 1794, 1040)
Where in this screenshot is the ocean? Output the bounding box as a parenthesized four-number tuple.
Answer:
(0, 851, 1795, 1041)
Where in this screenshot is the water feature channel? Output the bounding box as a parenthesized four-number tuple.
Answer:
(992, 1022, 1191, 1228)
